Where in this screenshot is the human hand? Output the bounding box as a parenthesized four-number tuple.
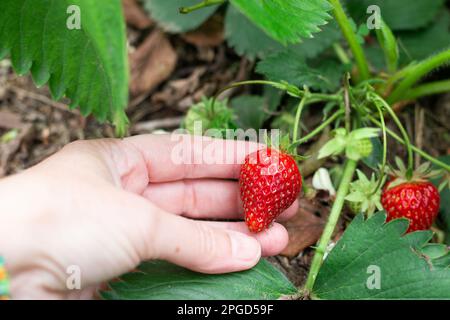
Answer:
(0, 134, 298, 299)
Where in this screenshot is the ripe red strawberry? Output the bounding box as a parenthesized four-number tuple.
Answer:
(239, 148, 302, 233)
(381, 159, 441, 233)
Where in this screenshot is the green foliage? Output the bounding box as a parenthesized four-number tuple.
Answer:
(362, 138, 383, 169)
(289, 20, 342, 59)
(397, 12, 450, 62)
(345, 0, 446, 31)
(229, 0, 333, 45)
(224, 5, 283, 60)
(257, 50, 346, 92)
(375, 19, 399, 73)
(143, 0, 218, 32)
(102, 259, 297, 300)
(184, 97, 236, 136)
(318, 128, 380, 160)
(0, 0, 129, 135)
(431, 155, 450, 245)
(313, 213, 450, 299)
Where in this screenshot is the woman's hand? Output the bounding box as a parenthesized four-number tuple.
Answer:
(0, 134, 297, 299)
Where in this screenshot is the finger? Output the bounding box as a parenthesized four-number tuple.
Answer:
(143, 179, 300, 221)
(144, 206, 262, 274)
(125, 134, 263, 182)
(143, 179, 241, 219)
(202, 221, 289, 257)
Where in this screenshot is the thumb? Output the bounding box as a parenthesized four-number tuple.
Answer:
(150, 210, 262, 274)
(128, 196, 262, 274)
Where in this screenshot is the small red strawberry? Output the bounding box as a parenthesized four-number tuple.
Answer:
(239, 148, 302, 233)
(381, 159, 441, 233)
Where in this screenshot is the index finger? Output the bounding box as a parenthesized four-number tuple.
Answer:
(125, 134, 264, 182)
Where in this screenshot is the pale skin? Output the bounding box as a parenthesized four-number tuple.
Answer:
(0, 134, 298, 299)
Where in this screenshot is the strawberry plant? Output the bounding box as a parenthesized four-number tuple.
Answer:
(1, 0, 450, 300)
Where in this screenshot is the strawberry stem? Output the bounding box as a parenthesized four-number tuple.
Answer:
(388, 49, 450, 103)
(371, 102, 387, 195)
(293, 89, 310, 141)
(369, 93, 414, 178)
(368, 115, 450, 172)
(329, 0, 370, 82)
(292, 110, 344, 147)
(212, 80, 341, 115)
(304, 159, 358, 293)
(179, 0, 225, 14)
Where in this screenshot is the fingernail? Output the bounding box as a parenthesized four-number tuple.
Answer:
(229, 231, 261, 264)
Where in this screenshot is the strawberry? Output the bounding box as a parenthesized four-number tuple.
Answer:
(381, 159, 441, 233)
(239, 148, 302, 233)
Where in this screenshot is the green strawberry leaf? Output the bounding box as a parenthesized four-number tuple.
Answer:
(231, 95, 267, 130)
(313, 213, 450, 299)
(397, 11, 450, 63)
(143, 0, 218, 33)
(101, 259, 297, 300)
(0, 0, 129, 135)
(229, 0, 333, 45)
(257, 50, 346, 92)
(345, 0, 446, 31)
(431, 155, 450, 245)
(364, 12, 450, 71)
(225, 5, 283, 60)
(288, 20, 342, 59)
(231, 87, 282, 130)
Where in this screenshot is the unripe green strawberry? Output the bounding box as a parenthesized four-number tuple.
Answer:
(240, 148, 302, 233)
(347, 200, 362, 215)
(349, 138, 373, 158)
(184, 97, 236, 135)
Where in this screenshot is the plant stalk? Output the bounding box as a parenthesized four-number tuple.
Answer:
(388, 49, 450, 103)
(329, 0, 370, 81)
(368, 116, 450, 172)
(403, 80, 450, 101)
(179, 0, 225, 14)
(304, 159, 358, 293)
(292, 111, 344, 146)
(370, 93, 414, 178)
(293, 93, 309, 141)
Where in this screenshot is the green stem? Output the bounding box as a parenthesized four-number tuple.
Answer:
(292, 111, 344, 146)
(371, 103, 387, 195)
(403, 80, 450, 101)
(368, 116, 450, 172)
(333, 43, 351, 65)
(388, 49, 450, 103)
(179, 0, 225, 14)
(370, 93, 414, 178)
(212, 80, 341, 114)
(329, 0, 370, 81)
(293, 92, 309, 141)
(304, 159, 358, 293)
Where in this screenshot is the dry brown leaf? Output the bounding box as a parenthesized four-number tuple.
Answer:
(182, 15, 224, 47)
(130, 30, 178, 97)
(122, 0, 153, 30)
(280, 198, 328, 258)
(0, 110, 23, 129)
